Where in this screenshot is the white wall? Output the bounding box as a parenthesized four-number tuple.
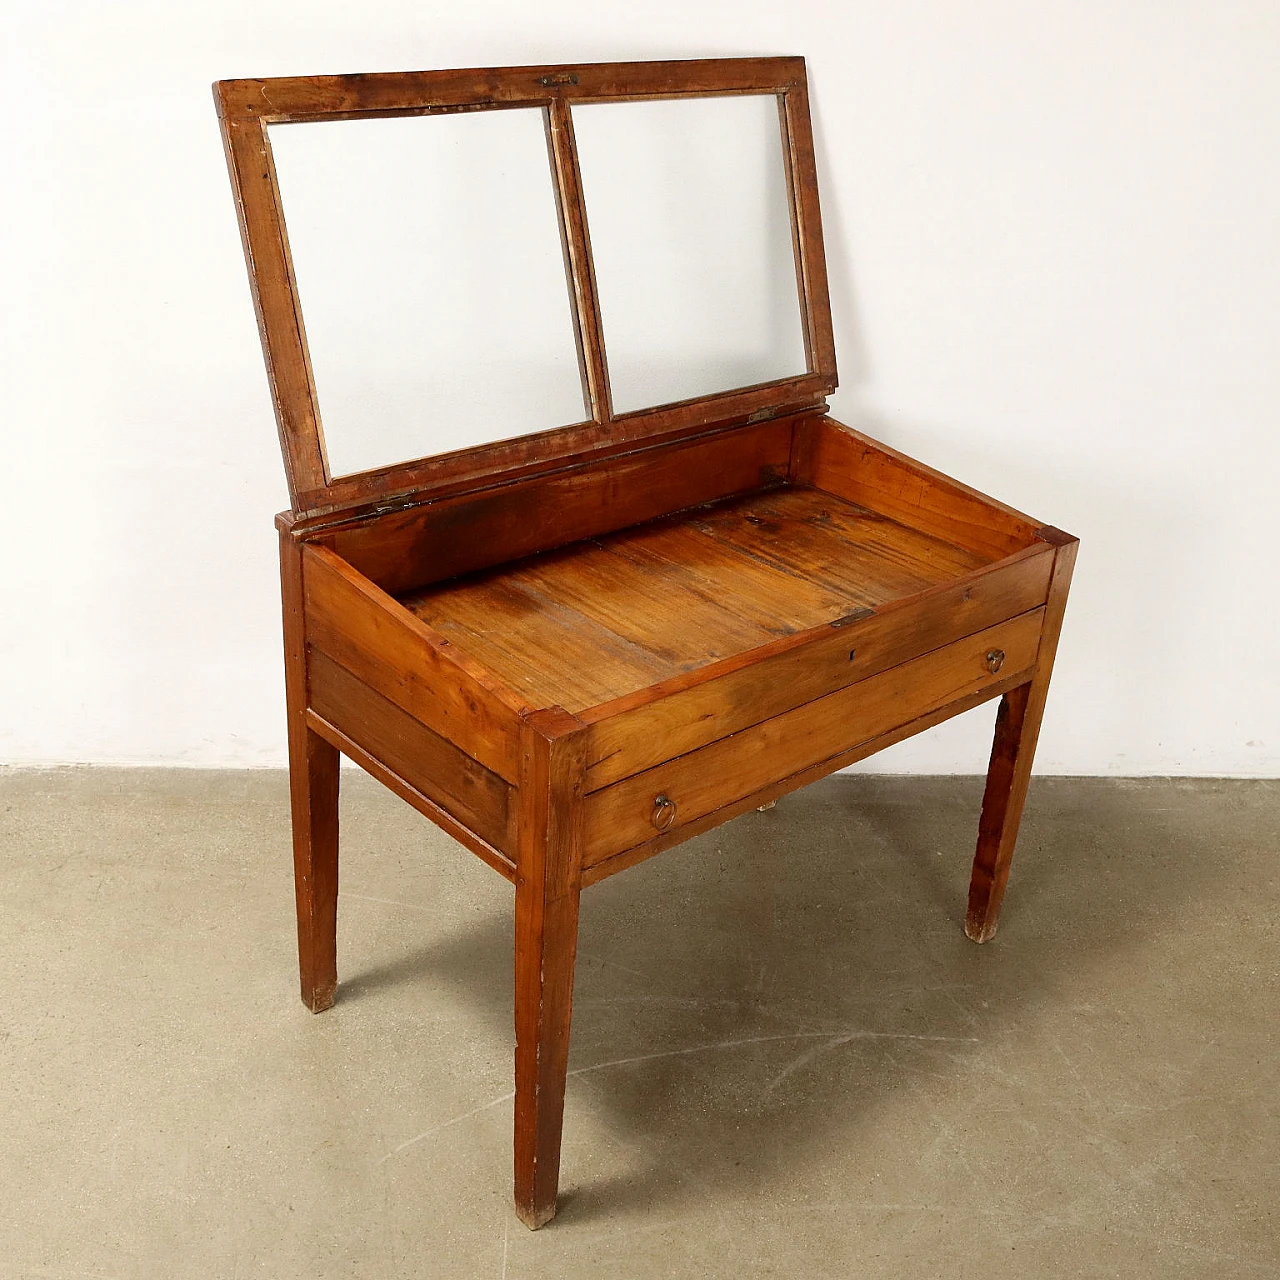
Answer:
(3, 0, 1277, 775)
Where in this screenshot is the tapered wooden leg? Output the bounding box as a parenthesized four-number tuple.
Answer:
(514, 710, 587, 1229)
(966, 531, 1078, 943)
(514, 872, 581, 1228)
(280, 529, 340, 1012)
(966, 682, 1039, 942)
(289, 722, 340, 1011)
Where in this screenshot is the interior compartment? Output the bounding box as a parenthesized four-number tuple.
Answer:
(395, 482, 997, 714)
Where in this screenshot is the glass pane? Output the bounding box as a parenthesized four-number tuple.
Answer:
(572, 94, 808, 415)
(268, 109, 586, 478)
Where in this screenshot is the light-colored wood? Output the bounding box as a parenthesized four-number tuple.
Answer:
(302, 544, 527, 780)
(966, 534, 1079, 941)
(582, 610, 1044, 865)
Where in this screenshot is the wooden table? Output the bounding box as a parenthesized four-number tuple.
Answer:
(216, 56, 1076, 1228)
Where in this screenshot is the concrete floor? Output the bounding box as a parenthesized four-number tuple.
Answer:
(1, 770, 1276, 1279)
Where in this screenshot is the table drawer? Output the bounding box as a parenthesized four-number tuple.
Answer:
(582, 608, 1044, 867)
(580, 546, 1054, 790)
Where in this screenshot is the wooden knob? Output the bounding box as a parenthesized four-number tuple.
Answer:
(652, 793, 678, 831)
(986, 648, 1005, 674)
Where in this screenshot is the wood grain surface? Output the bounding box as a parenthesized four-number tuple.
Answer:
(400, 485, 993, 713)
(582, 609, 1045, 864)
(221, 56, 1078, 1231)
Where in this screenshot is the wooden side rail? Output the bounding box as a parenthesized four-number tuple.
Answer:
(302, 544, 527, 781)
(793, 416, 1044, 560)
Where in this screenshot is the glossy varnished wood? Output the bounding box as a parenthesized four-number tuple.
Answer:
(215, 57, 809, 123)
(302, 544, 528, 780)
(794, 416, 1042, 560)
(581, 666, 1033, 887)
(308, 651, 515, 855)
(581, 543, 1054, 788)
(545, 98, 612, 424)
(223, 119, 328, 499)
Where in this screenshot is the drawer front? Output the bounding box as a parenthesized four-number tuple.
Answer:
(581, 547, 1053, 791)
(582, 609, 1044, 867)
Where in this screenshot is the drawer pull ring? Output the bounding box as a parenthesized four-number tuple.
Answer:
(652, 793, 678, 832)
(986, 648, 1006, 674)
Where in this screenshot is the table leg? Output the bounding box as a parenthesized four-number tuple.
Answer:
(514, 874, 581, 1228)
(289, 722, 340, 1011)
(514, 711, 587, 1229)
(281, 531, 340, 1012)
(966, 682, 1039, 942)
(966, 532, 1077, 942)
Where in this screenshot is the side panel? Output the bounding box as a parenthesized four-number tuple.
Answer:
(308, 651, 515, 855)
(302, 543, 526, 781)
(794, 416, 1042, 561)
(327, 417, 795, 595)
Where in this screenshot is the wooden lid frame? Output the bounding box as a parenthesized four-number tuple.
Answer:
(215, 57, 837, 518)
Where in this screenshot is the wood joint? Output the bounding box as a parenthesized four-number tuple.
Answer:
(830, 607, 876, 628)
(1034, 525, 1077, 547)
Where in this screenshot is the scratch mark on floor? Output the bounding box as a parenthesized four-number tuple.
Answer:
(761, 1033, 858, 1100)
(346, 893, 433, 912)
(576, 994, 742, 1011)
(577, 949, 657, 983)
(570, 1029, 979, 1080)
(378, 1091, 515, 1163)
(379, 1030, 981, 1163)
(1053, 1036, 1099, 1112)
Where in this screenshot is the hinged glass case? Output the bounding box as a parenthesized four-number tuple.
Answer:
(216, 56, 1076, 1229)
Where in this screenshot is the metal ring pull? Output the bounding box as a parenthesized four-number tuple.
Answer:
(986, 648, 1006, 674)
(652, 793, 678, 831)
